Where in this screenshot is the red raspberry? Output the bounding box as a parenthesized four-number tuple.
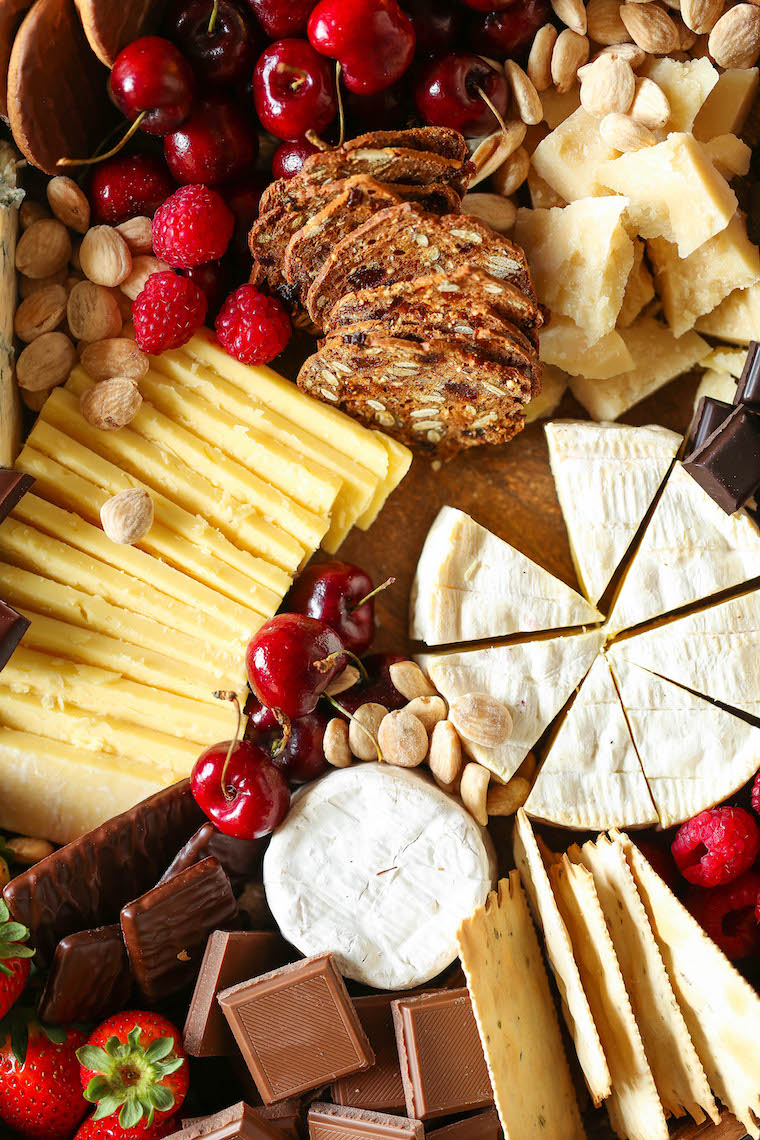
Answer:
(751, 770, 760, 815)
(686, 871, 760, 959)
(215, 285, 291, 365)
(672, 806, 760, 888)
(133, 271, 207, 354)
(152, 184, 235, 268)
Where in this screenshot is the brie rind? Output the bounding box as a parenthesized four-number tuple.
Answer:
(410, 506, 601, 646)
(606, 462, 760, 635)
(525, 654, 657, 830)
(424, 630, 604, 782)
(545, 421, 682, 605)
(609, 657, 760, 827)
(262, 764, 493, 991)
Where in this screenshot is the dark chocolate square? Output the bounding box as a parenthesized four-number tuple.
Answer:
(684, 396, 733, 459)
(0, 599, 29, 671)
(0, 470, 34, 524)
(735, 341, 760, 410)
(682, 405, 760, 514)
(37, 924, 131, 1024)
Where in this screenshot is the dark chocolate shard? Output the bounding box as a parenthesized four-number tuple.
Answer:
(685, 396, 733, 459)
(0, 469, 34, 523)
(0, 599, 29, 672)
(682, 405, 760, 514)
(159, 822, 265, 891)
(37, 924, 131, 1025)
(735, 341, 760, 410)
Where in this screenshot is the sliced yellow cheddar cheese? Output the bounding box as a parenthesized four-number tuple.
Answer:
(357, 432, 413, 532)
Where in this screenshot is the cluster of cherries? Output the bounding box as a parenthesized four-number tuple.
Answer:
(191, 561, 405, 840)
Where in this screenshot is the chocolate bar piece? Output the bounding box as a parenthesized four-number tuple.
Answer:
(258, 1100, 304, 1140)
(685, 396, 733, 459)
(0, 599, 29, 671)
(308, 1103, 424, 1140)
(184, 930, 293, 1057)
(121, 856, 239, 1003)
(37, 924, 132, 1025)
(682, 405, 760, 514)
(426, 1111, 501, 1140)
(160, 822, 265, 890)
(735, 341, 760, 409)
(218, 954, 374, 1104)
(4, 779, 205, 964)
(332, 995, 406, 1113)
(392, 989, 493, 1120)
(0, 469, 34, 523)
(165, 1102, 290, 1140)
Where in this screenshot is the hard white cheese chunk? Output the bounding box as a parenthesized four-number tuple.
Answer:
(540, 317, 634, 379)
(703, 135, 752, 179)
(695, 281, 760, 344)
(525, 364, 567, 422)
(693, 67, 759, 140)
(618, 239, 655, 328)
(532, 108, 618, 203)
(641, 57, 719, 133)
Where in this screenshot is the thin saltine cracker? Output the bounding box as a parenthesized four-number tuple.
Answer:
(617, 831, 760, 1139)
(457, 872, 585, 1140)
(569, 836, 717, 1125)
(549, 856, 668, 1140)
(513, 811, 611, 1105)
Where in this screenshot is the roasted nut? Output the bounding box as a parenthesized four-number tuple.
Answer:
(580, 54, 636, 117)
(620, 2, 680, 52)
(67, 281, 122, 341)
(592, 41, 648, 65)
(491, 147, 531, 196)
(405, 695, 448, 734)
(527, 23, 558, 90)
(324, 718, 352, 767)
(348, 702, 387, 761)
(6, 836, 55, 863)
(468, 123, 527, 187)
(16, 332, 76, 391)
(121, 255, 172, 301)
(115, 216, 154, 255)
(0, 856, 9, 888)
(550, 0, 587, 32)
(79, 337, 149, 383)
(449, 692, 513, 748)
(378, 710, 429, 767)
(516, 751, 538, 781)
(552, 29, 590, 92)
(505, 59, 543, 125)
(389, 660, 438, 700)
(20, 200, 51, 230)
(325, 664, 360, 696)
(80, 225, 133, 288)
(428, 720, 463, 786)
(460, 762, 491, 826)
(682, 0, 725, 32)
(21, 387, 50, 412)
(586, 0, 631, 43)
(100, 488, 154, 545)
(46, 176, 90, 233)
(19, 268, 68, 299)
(486, 776, 531, 816)
(462, 193, 518, 234)
(628, 75, 671, 127)
(80, 377, 143, 430)
(15, 219, 72, 279)
(434, 770, 463, 797)
(14, 284, 67, 342)
(708, 4, 760, 67)
(600, 111, 657, 150)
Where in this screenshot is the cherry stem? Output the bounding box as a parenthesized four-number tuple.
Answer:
(305, 129, 331, 152)
(335, 60, 345, 148)
(214, 690, 243, 802)
(313, 649, 368, 686)
(57, 111, 148, 167)
(475, 84, 508, 135)
(208, 0, 219, 33)
(351, 576, 396, 613)
(326, 694, 383, 762)
(271, 708, 292, 759)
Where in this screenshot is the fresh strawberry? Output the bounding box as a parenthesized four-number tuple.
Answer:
(0, 1019, 88, 1139)
(74, 1115, 175, 1139)
(77, 1012, 188, 1130)
(0, 899, 34, 1019)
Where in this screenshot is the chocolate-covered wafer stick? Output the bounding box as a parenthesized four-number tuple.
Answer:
(160, 822, 265, 890)
(37, 924, 131, 1025)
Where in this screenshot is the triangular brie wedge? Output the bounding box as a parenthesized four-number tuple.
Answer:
(525, 654, 657, 829)
(610, 587, 760, 719)
(549, 856, 669, 1140)
(570, 835, 717, 1125)
(424, 629, 604, 782)
(513, 811, 611, 1106)
(609, 657, 760, 827)
(606, 462, 760, 635)
(545, 421, 682, 605)
(617, 831, 760, 1139)
(410, 506, 602, 645)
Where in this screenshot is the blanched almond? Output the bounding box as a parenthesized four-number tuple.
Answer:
(600, 110, 657, 149)
(324, 718, 352, 767)
(449, 692, 513, 748)
(14, 284, 67, 342)
(16, 331, 76, 391)
(487, 776, 531, 816)
(587, 0, 631, 42)
(620, 2, 680, 51)
(79, 337, 148, 382)
(46, 176, 90, 233)
(100, 488, 154, 545)
(708, 4, 760, 67)
(580, 54, 636, 116)
(67, 281, 122, 341)
(629, 75, 670, 126)
(388, 660, 437, 700)
(674, 15, 697, 46)
(460, 762, 491, 826)
(80, 225, 133, 288)
(468, 123, 527, 187)
(6, 836, 55, 863)
(462, 192, 518, 233)
(428, 720, 462, 786)
(378, 710, 428, 767)
(551, 29, 590, 92)
(527, 23, 558, 90)
(325, 664, 360, 695)
(348, 703, 387, 761)
(115, 216, 153, 255)
(120, 255, 172, 300)
(550, 0, 587, 32)
(15, 219, 71, 279)
(405, 695, 448, 734)
(19, 268, 68, 299)
(505, 59, 543, 124)
(492, 147, 531, 196)
(681, 0, 724, 32)
(80, 377, 142, 430)
(593, 41, 648, 65)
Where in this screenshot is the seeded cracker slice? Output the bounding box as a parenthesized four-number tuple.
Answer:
(343, 127, 469, 162)
(457, 872, 586, 1140)
(568, 836, 718, 1125)
(616, 830, 760, 1139)
(512, 811, 611, 1107)
(549, 855, 669, 1140)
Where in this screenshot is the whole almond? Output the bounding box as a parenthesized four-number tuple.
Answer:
(708, 4, 760, 67)
(580, 54, 636, 116)
(528, 23, 558, 90)
(15, 219, 71, 279)
(100, 488, 154, 545)
(121, 255, 172, 301)
(505, 59, 543, 124)
(620, 3, 680, 51)
(550, 0, 587, 32)
(325, 664, 360, 696)
(46, 176, 90, 233)
(428, 720, 463, 786)
(487, 776, 531, 816)
(80, 226, 133, 288)
(674, 15, 698, 46)
(377, 710, 428, 768)
(388, 660, 437, 700)
(6, 836, 55, 864)
(460, 762, 491, 826)
(21, 387, 50, 412)
(587, 0, 631, 41)
(14, 284, 67, 342)
(491, 147, 531, 196)
(115, 216, 153, 255)
(19, 268, 68, 299)
(593, 41, 648, 64)
(80, 337, 149, 382)
(462, 192, 518, 233)
(80, 377, 143, 430)
(324, 718, 352, 767)
(629, 75, 671, 126)
(348, 702, 387, 761)
(449, 692, 513, 748)
(600, 110, 657, 149)
(551, 29, 590, 92)
(681, 0, 723, 31)
(20, 200, 51, 230)
(405, 695, 448, 734)
(67, 281, 122, 341)
(16, 331, 76, 391)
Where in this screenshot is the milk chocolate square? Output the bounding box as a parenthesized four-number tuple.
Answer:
(165, 1102, 289, 1140)
(427, 1112, 502, 1140)
(308, 1103, 424, 1140)
(218, 954, 374, 1104)
(332, 995, 406, 1112)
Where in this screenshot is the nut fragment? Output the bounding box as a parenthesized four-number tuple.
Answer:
(462, 192, 518, 234)
(348, 702, 387, 761)
(600, 111, 657, 149)
(460, 762, 491, 826)
(6, 836, 55, 863)
(708, 4, 760, 67)
(80, 225, 133, 288)
(620, 2, 680, 52)
(100, 488, 154, 545)
(15, 219, 72, 279)
(21, 388, 50, 412)
(586, 0, 631, 43)
(20, 200, 51, 230)
(378, 710, 429, 767)
(67, 281, 123, 341)
(681, 0, 724, 32)
(405, 695, 448, 734)
(491, 147, 531, 196)
(486, 776, 531, 816)
(428, 720, 463, 786)
(504, 60, 543, 125)
(551, 29, 590, 93)
(120, 256, 172, 301)
(325, 664, 360, 696)
(16, 332, 76, 392)
(19, 268, 68, 299)
(0, 856, 9, 889)
(79, 337, 149, 383)
(14, 284, 67, 343)
(550, 0, 588, 32)
(580, 54, 636, 117)
(324, 718, 352, 767)
(516, 751, 538, 781)
(80, 377, 143, 430)
(449, 692, 513, 748)
(527, 23, 558, 90)
(629, 76, 670, 127)
(115, 216, 154, 255)
(468, 123, 527, 187)
(46, 176, 90, 233)
(593, 41, 647, 65)
(389, 660, 437, 700)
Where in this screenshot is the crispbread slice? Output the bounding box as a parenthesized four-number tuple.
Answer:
(344, 127, 469, 161)
(457, 872, 586, 1140)
(298, 146, 472, 196)
(512, 811, 611, 1106)
(549, 856, 669, 1140)
(569, 836, 717, 1125)
(617, 831, 760, 1139)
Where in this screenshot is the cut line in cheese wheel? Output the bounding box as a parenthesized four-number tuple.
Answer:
(263, 764, 494, 991)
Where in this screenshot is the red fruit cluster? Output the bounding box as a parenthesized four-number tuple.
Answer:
(215, 284, 291, 365)
(153, 184, 235, 268)
(133, 271, 208, 354)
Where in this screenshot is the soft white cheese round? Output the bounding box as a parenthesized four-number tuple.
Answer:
(263, 763, 494, 990)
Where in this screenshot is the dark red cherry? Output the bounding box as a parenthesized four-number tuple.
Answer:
(250, 704, 329, 784)
(338, 652, 407, 716)
(109, 37, 196, 136)
(222, 173, 269, 261)
(272, 137, 319, 179)
(245, 0, 317, 38)
(191, 737, 290, 838)
(254, 38, 337, 141)
(246, 612, 346, 720)
(164, 94, 258, 185)
(460, 0, 519, 9)
(468, 0, 551, 59)
(284, 561, 377, 655)
(415, 53, 508, 136)
(308, 0, 416, 95)
(89, 153, 176, 225)
(165, 0, 259, 85)
(399, 0, 462, 55)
